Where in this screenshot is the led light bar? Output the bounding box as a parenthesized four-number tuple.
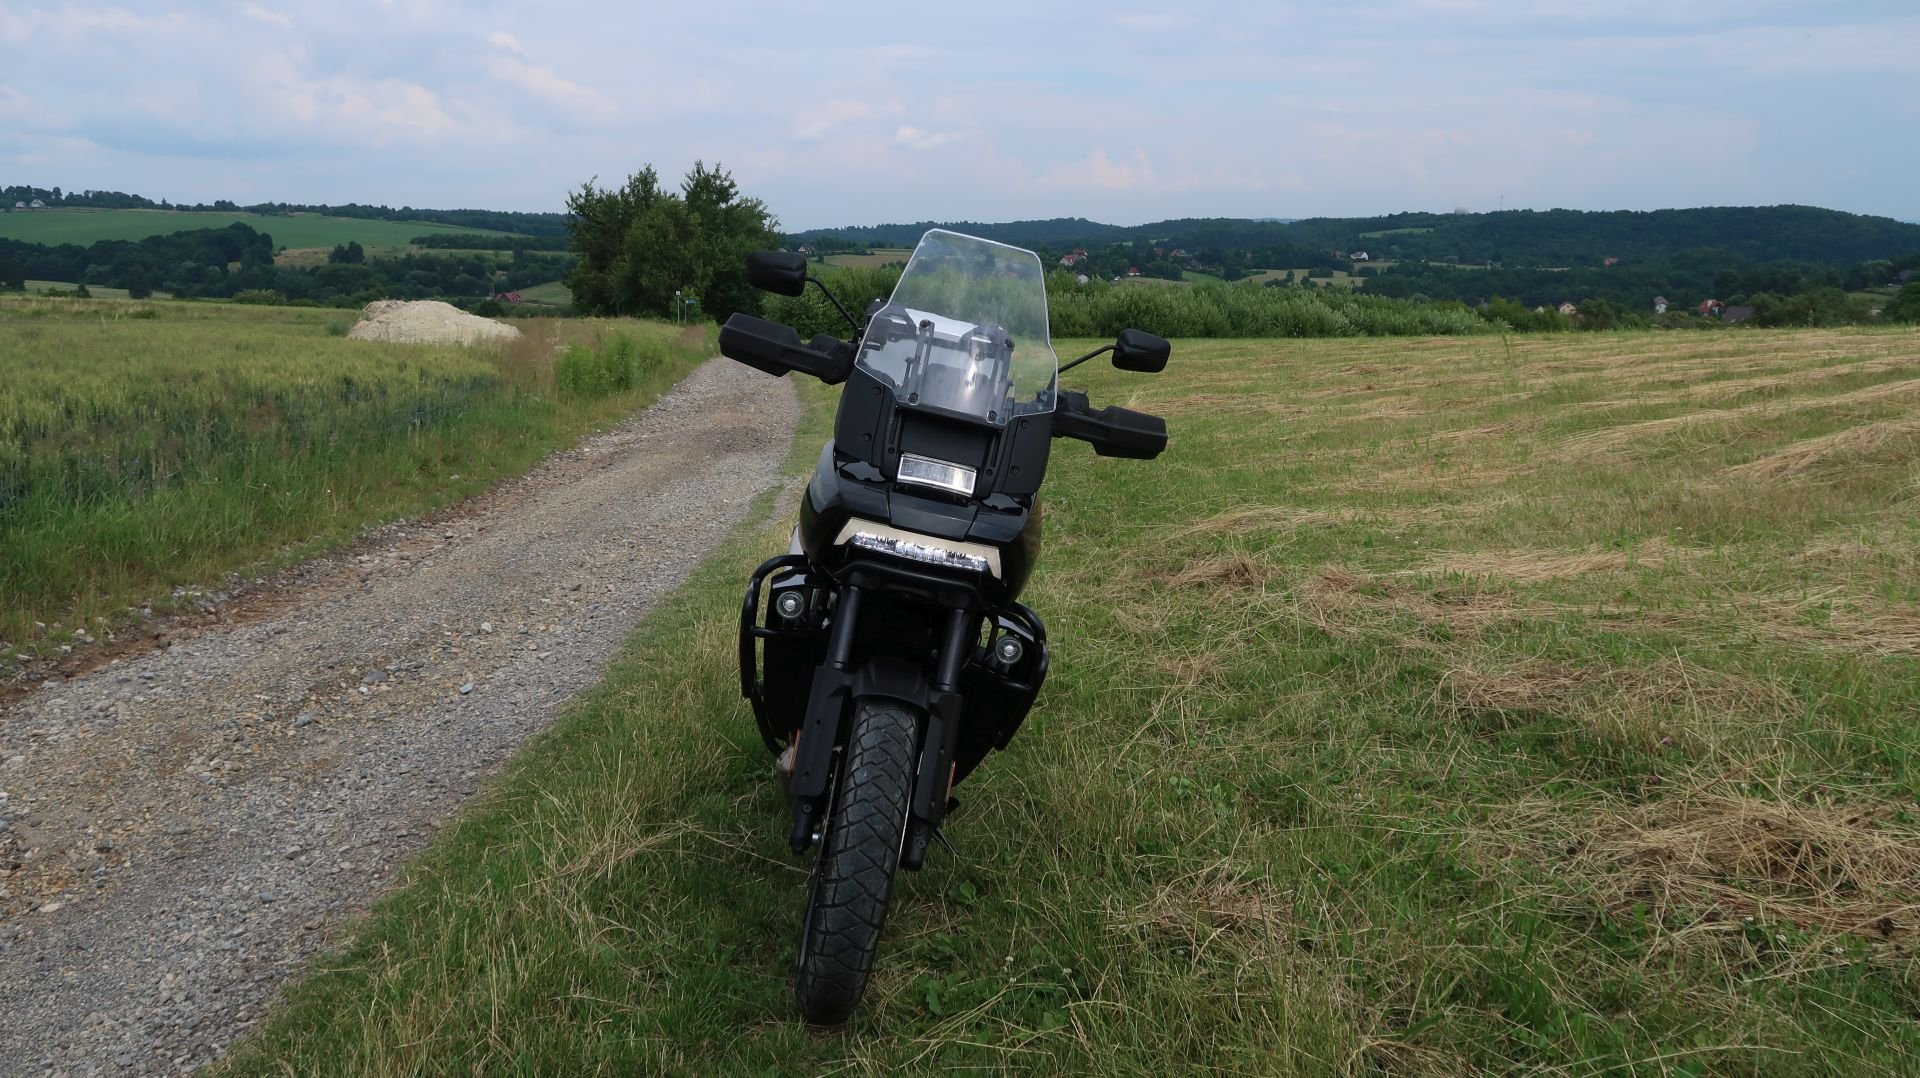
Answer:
(833, 519, 1003, 577)
(897, 453, 977, 497)
(849, 532, 992, 575)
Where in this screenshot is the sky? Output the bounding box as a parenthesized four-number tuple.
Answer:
(2, 1, 1916, 230)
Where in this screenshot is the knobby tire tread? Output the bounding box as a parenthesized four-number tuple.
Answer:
(794, 698, 917, 1026)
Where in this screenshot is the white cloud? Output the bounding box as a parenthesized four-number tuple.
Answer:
(794, 99, 882, 142)
(1039, 148, 1155, 190)
(895, 125, 960, 151)
(485, 55, 614, 119)
(242, 4, 293, 29)
(488, 31, 525, 55)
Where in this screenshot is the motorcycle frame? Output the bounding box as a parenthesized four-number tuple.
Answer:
(740, 551, 1048, 871)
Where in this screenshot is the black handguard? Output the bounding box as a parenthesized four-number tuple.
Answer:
(1053, 390, 1169, 459)
(718, 314, 854, 384)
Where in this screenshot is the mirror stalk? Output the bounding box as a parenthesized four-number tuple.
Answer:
(808, 276, 863, 337)
(1059, 344, 1113, 376)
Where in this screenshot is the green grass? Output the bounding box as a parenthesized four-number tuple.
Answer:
(0, 209, 507, 249)
(0, 295, 709, 657)
(220, 329, 1920, 1074)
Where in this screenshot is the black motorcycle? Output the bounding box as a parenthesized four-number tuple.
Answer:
(718, 229, 1169, 1024)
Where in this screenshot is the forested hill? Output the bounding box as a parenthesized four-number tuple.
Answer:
(787, 218, 1119, 249)
(789, 205, 1920, 266)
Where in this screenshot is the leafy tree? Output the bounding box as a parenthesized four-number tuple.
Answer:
(123, 265, 154, 299)
(565, 162, 776, 320)
(1883, 282, 1920, 323)
(1576, 298, 1619, 330)
(328, 241, 366, 264)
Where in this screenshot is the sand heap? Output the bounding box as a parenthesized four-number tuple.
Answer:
(346, 300, 522, 346)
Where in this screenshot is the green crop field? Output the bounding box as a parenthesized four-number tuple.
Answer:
(1244, 267, 1365, 287)
(519, 279, 574, 306)
(0, 295, 710, 656)
(24, 280, 172, 300)
(821, 248, 914, 268)
(0, 209, 507, 249)
(219, 328, 1920, 1074)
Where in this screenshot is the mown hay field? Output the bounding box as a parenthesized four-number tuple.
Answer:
(217, 327, 1918, 1073)
(0, 296, 709, 661)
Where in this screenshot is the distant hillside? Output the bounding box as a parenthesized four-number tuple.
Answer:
(0, 209, 508, 250)
(789, 205, 1920, 267)
(1, 186, 566, 237)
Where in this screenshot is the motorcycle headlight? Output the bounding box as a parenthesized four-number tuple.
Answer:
(897, 453, 976, 497)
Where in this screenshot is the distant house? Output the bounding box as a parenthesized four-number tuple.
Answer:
(1720, 305, 1756, 323)
(1351, 251, 1370, 261)
(1698, 298, 1725, 317)
(27, 199, 45, 209)
(1126, 266, 1142, 277)
(796, 245, 817, 257)
(1151, 247, 1166, 258)
(1557, 301, 1578, 316)
(1653, 296, 1669, 315)
(495, 291, 525, 304)
(1898, 269, 1917, 284)
(1169, 248, 1189, 259)
(10, 201, 22, 209)
(1603, 256, 1619, 267)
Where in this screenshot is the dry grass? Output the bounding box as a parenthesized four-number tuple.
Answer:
(1558, 376, 1920, 457)
(1155, 553, 1278, 590)
(1723, 417, 1920, 481)
(1557, 791, 1920, 938)
(1113, 860, 1294, 954)
(1412, 537, 1688, 584)
(1172, 504, 1452, 539)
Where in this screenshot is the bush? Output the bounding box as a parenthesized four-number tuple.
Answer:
(554, 332, 664, 397)
(232, 289, 285, 305)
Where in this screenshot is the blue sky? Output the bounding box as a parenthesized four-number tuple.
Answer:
(2, 1, 1916, 228)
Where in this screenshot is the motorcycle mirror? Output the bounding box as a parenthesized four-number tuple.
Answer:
(746, 251, 809, 297)
(1112, 328, 1171, 373)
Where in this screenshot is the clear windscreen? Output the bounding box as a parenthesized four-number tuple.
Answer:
(854, 230, 1058, 426)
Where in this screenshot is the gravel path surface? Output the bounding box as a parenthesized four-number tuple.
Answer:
(0, 359, 795, 1076)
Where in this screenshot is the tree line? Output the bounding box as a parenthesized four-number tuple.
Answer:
(0, 223, 573, 306)
(790, 205, 1920, 270)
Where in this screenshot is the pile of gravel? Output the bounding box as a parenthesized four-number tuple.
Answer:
(346, 300, 522, 346)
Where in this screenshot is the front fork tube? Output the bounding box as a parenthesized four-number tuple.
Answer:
(902, 607, 972, 871)
(786, 585, 862, 853)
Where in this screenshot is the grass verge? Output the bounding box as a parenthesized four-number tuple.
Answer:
(222, 329, 1918, 1074)
(1, 297, 708, 667)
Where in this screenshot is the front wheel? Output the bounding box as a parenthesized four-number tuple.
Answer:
(794, 698, 918, 1025)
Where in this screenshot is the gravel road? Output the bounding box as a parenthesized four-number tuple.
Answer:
(0, 359, 796, 1075)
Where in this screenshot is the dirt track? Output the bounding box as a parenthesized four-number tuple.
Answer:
(0, 360, 796, 1075)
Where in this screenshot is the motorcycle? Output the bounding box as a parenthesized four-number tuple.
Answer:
(718, 229, 1169, 1024)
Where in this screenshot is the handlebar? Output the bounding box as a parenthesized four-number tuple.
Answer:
(1051, 390, 1168, 459)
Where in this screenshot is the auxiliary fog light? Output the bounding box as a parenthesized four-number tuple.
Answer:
(774, 591, 806, 619)
(994, 635, 1025, 666)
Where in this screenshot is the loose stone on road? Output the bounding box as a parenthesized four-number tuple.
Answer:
(0, 360, 796, 1075)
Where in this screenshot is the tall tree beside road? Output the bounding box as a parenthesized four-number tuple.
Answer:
(565, 162, 777, 320)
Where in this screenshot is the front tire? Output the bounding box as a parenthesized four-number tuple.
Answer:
(794, 698, 918, 1025)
